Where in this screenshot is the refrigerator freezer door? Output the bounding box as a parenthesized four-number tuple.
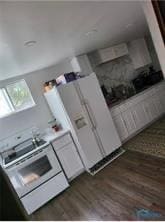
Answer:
(58, 83, 103, 169)
(77, 73, 121, 156)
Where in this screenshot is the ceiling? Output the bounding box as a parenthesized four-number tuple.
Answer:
(0, 1, 149, 80)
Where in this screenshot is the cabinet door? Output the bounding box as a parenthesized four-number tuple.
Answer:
(131, 104, 148, 130)
(99, 47, 116, 63)
(114, 43, 128, 57)
(121, 110, 137, 136)
(113, 114, 129, 141)
(57, 143, 83, 179)
(142, 99, 157, 123)
(159, 90, 165, 113)
(152, 94, 164, 117)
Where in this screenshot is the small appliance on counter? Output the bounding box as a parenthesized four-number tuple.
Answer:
(112, 84, 128, 100)
(132, 74, 146, 91)
(48, 118, 62, 132)
(132, 67, 163, 92)
(111, 84, 135, 100)
(145, 67, 163, 85)
(100, 85, 116, 106)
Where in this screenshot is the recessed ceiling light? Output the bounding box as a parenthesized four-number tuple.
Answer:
(24, 40, 37, 47)
(85, 29, 98, 36)
(125, 23, 133, 29)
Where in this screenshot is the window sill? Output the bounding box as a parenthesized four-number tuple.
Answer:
(0, 104, 36, 119)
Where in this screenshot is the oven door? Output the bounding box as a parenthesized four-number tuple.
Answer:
(5, 145, 62, 198)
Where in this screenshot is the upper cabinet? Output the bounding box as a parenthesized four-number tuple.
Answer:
(93, 43, 128, 65)
(71, 38, 152, 71)
(71, 55, 93, 76)
(128, 38, 152, 69)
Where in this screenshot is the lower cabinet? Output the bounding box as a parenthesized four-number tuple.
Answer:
(51, 133, 84, 180)
(155, 89, 165, 117)
(142, 98, 159, 123)
(113, 115, 128, 141)
(121, 110, 137, 136)
(158, 90, 165, 113)
(131, 103, 148, 130)
(111, 82, 165, 142)
(56, 142, 83, 180)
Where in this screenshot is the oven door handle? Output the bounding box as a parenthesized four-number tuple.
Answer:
(5, 145, 62, 198)
(5, 145, 52, 169)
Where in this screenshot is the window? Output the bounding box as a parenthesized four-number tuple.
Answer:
(0, 80, 35, 118)
(6, 80, 35, 111)
(0, 89, 14, 118)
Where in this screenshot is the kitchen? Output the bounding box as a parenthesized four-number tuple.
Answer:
(0, 1, 165, 221)
(71, 35, 164, 144)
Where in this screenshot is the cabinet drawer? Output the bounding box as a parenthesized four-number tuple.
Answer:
(21, 172, 69, 214)
(52, 133, 72, 151)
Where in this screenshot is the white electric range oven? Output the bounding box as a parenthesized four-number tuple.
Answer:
(0, 128, 69, 215)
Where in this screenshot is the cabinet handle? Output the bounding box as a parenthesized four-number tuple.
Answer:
(123, 118, 129, 132)
(84, 99, 97, 130)
(132, 112, 137, 123)
(144, 106, 148, 115)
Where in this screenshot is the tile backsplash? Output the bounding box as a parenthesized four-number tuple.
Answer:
(88, 54, 149, 92)
(88, 36, 161, 93)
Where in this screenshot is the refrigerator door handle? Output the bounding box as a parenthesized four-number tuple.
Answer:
(84, 99, 97, 129)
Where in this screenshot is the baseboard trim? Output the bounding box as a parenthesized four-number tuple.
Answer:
(89, 148, 125, 175)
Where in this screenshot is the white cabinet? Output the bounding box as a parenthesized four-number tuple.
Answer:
(98, 47, 116, 63)
(114, 43, 129, 57)
(52, 133, 72, 151)
(52, 133, 83, 180)
(95, 43, 128, 65)
(113, 114, 128, 141)
(128, 38, 152, 69)
(156, 88, 165, 113)
(111, 81, 165, 143)
(56, 142, 83, 180)
(142, 98, 158, 122)
(132, 103, 148, 130)
(152, 94, 164, 117)
(121, 110, 137, 136)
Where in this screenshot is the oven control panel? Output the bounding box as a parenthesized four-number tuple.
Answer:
(0, 127, 39, 152)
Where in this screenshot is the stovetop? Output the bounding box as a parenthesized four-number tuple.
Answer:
(3, 139, 47, 165)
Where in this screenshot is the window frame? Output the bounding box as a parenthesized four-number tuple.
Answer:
(0, 79, 36, 119)
(0, 88, 14, 118)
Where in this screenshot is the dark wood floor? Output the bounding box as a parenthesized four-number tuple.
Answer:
(30, 150, 165, 221)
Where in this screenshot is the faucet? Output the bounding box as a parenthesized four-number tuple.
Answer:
(32, 129, 41, 147)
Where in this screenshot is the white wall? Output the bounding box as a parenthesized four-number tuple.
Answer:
(145, 35, 161, 71)
(0, 59, 73, 140)
(142, 1, 165, 76)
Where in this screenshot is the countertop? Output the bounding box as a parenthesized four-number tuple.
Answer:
(109, 80, 165, 110)
(42, 129, 70, 143)
(0, 129, 70, 168)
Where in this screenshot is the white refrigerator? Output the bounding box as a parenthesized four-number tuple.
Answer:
(44, 73, 121, 171)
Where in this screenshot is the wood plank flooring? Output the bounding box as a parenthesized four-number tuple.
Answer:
(30, 150, 165, 221)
